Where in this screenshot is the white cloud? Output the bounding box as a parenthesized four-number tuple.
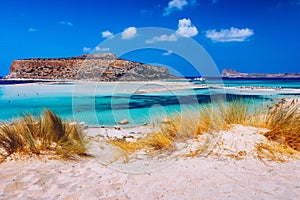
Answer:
(83, 47, 91, 53)
(59, 21, 73, 26)
(146, 34, 178, 43)
(162, 50, 173, 56)
(205, 27, 254, 42)
(176, 18, 198, 37)
(95, 47, 110, 52)
(28, 28, 37, 32)
(163, 0, 188, 16)
(146, 18, 198, 43)
(122, 27, 137, 39)
(101, 30, 113, 38)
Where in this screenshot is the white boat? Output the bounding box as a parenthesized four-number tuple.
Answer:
(193, 77, 206, 81)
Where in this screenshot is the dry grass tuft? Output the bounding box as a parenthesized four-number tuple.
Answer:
(0, 109, 87, 162)
(110, 99, 259, 156)
(110, 98, 300, 162)
(110, 113, 199, 155)
(257, 142, 299, 162)
(197, 99, 261, 133)
(263, 100, 300, 151)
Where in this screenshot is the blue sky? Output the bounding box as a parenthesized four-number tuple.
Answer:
(0, 0, 299, 76)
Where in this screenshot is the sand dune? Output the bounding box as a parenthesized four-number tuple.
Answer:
(0, 125, 299, 199)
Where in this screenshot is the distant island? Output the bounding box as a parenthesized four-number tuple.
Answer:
(222, 69, 300, 78)
(3, 54, 300, 81)
(4, 53, 174, 81)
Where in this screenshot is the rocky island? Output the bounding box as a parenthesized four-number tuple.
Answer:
(222, 69, 300, 78)
(5, 53, 174, 81)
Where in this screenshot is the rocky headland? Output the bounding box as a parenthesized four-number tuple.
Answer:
(5, 53, 174, 81)
(222, 69, 300, 78)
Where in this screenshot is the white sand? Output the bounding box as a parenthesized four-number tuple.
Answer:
(4, 79, 291, 98)
(0, 125, 300, 199)
(87, 125, 158, 139)
(213, 86, 300, 96)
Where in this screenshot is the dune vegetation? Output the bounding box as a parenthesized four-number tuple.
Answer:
(110, 98, 300, 160)
(0, 109, 87, 162)
(257, 99, 300, 161)
(264, 99, 300, 151)
(0, 99, 298, 163)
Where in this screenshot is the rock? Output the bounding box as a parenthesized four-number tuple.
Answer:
(5, 53, 175, 81)
(79, 122, 85, 126)
(161, 117, 171, 124)
(114, 126, 121, 130)
(119, 119, 129, 125)
(79, 122, 88, 129)
(222, 68, 300, 78)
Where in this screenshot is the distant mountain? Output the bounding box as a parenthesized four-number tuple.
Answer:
(5, 53, 175, 81)
(222, 69, 300, 78)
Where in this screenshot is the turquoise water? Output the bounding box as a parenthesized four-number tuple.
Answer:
(194, 78, 300, 89)
(0, 78, 299, 126)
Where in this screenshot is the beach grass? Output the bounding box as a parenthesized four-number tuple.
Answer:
(256, 99, 300, 161)
(263, 99, 300, 151)
(1, 99, 298, 163)
(197, 98, 262, 133)
(257, 142, 299, 162)
(110, 114, 197, 155)
(0, 109, 87, 162)
(110, 98, 300, 161)
(110, 99, 260, 154)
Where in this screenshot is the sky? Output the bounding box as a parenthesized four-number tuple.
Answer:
(0, 0, 299, 76)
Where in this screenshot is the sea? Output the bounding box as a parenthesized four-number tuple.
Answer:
(0, 78, 299, 127)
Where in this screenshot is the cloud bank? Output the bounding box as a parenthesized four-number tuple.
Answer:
(162, 50, 173, 56)
(163, 0, 188, 16)
(176, 18, 198, 37)
(83, 47, 91, 53)
(146, 18, 198, 43)
(28, 28, 37, 32)
(205, 27, 254, 42)
(95, 47, 110, 52)
(122, 27, 137, 39)
(59, 21, 73, 26)
(102, 30, 113, 38)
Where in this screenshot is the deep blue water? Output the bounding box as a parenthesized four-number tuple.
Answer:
(0, 79, 52, 85)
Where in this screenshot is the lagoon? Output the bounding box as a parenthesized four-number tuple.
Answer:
(0, 78, 299, 126)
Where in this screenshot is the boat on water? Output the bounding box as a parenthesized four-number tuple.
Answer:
(193, 77, 206, 81)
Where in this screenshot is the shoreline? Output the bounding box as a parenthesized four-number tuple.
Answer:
(1, 79, 300, 93)
(0, 97, 299, 199)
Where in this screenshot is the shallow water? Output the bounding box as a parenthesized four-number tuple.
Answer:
(194, 78, 300, 89)
(0, 79, 299, 126)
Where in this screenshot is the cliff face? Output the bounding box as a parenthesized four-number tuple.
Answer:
(221, 69, 247, 78)
(222, 69, 300, 78)
(6, 53, 173, 81)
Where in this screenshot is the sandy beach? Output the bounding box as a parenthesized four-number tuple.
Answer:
(2, 80, 300, 99)
(1, 0, 300, 198)
(1, 125, 299, 199)
(1, 82, 299, 199)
